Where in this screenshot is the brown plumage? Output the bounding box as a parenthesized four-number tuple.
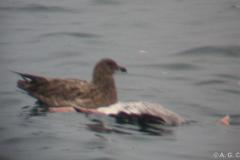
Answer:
(15, 58, 127, 108)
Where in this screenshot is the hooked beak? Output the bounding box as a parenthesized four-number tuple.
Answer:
(118, 66, 127, 72)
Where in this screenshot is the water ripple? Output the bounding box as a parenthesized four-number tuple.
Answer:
(42, 32, 101, 39)
(91, 0, 122, 5)
(0, 4, 77, 13)
(218, 89, 240, 95)
(177, 46, 240, 58)
(216, 74, 240, 80)
(195, 80, 226, 86)
(231, 3, 240, 10)
(0, 97, 23, 107)
(87, 113, 173, 136)
(142, 63, 201, 71)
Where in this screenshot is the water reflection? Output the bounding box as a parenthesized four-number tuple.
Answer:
(21, 104, 48, 118)
(86, 112, 174, 136)
(22, 104, 174, 136)
(86, 121, 131, 135)
(86, 119, 173, 136)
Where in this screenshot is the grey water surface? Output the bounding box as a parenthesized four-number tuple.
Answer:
(0, 0, 240, 160)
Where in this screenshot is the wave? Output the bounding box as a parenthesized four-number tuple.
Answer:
(0, 4, 77, 13)
(218, 89, 240, 95)
(194, 79, 226, 86)
(140, 63, 201, 71)
(91, 0, 122, 5)
(215, 74, 240, 80)
(176, 46, 240, 58)
(42, 32, 101, 39)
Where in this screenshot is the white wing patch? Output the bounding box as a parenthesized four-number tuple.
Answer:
(97, 101, 185, 126)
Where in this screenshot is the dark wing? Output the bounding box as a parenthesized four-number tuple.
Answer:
(15, 72, 97, 107)
(15, 72, 48, 89)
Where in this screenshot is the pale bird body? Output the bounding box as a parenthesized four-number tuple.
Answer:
(76, 101, 186, 126)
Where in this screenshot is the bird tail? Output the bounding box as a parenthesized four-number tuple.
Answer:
(12, 71, 46, 91)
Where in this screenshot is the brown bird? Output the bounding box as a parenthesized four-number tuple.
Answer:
(15, 58, 127, 110)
